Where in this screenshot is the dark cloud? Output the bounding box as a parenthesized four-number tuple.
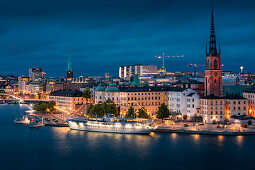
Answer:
(0, 0, 254, 77)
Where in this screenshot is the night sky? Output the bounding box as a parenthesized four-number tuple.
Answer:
(0, 0, 254, 77)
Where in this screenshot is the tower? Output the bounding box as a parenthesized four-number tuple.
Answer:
(66, 56, 73, 80)
(205, 9, 222, 97)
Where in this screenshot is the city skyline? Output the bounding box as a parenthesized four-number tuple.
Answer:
(0, 0, 254, 77)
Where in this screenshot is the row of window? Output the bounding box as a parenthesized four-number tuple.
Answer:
(127, 92, 167, 95)
(123, 102, 163, 106)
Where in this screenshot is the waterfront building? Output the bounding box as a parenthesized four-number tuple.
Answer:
(168, 88, 200, 119)
(200, 95, 225, 123)
(225, 96, 248, 121)
(243, 86, 255, 117)
(29, 68, 46, 80)
(94, 82, 189, 118)
(49, 90, 83, 113)
(119, 64, 157, 79)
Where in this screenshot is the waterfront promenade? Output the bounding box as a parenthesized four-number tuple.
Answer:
(154, 122, 255, 135)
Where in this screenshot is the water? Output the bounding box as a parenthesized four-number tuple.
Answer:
(0, 104, 254, 170)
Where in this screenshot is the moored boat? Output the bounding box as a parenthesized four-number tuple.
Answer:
(66, 114, 157, 134)
(14, 116, 30, 124)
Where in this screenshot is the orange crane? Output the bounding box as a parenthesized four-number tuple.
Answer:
(155, 52, 184, 73)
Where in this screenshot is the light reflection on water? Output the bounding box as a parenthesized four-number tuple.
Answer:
(191, 134, 200, 144)
(236, 135, 243, 146)
(1, 105, 255, 170)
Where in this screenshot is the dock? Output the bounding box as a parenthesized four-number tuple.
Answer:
(153, 128, 255, 136)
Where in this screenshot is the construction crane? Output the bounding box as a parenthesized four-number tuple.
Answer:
(155, 52, 184, 73)
(187, 64, 205, 77)
(187, 63, 225, 77)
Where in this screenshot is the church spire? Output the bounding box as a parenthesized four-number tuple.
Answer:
(67, 56, 73, 72)
(209, 8, 217, 56)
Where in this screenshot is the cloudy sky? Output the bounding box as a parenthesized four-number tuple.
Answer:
(0, 0, 254, 77)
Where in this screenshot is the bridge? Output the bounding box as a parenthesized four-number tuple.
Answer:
(0, 93, 49, 104)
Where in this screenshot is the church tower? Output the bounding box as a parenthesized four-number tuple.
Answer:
(205, 9, 222, 97)
(66, 56, 73, 80)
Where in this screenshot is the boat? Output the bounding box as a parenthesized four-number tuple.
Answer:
(14, 116, 30, 124)
(29, 116, 45, 128)
(66, 114, 157, 134)
(29, 122, 45, 128)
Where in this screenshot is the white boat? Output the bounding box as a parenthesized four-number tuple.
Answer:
(14, 116, 30, 124)
(66, 114, 157, 134)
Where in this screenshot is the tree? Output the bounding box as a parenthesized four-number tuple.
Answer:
(125, 107, 135, 118)
(183, 115, 188, 121)
(137, 107, 149, 118)
(156, 103, 170, 121)
(86, 104, 93, 117)
(86, 99, 119, 117)
(248, 120, 252, 126)
(33, 102, 48, 112)
(83, 87, 91, 101)
(105, 98, 118, 116)
(47, 101, 56, 111)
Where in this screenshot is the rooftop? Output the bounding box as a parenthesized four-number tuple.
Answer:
(118, 86, 185, 92)
(50, 90, 83, 97)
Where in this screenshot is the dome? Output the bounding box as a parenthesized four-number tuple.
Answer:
(95, 83, 106, 91)
(105, 83, 119, 92)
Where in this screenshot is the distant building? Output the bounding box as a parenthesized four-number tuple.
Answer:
(119, 64, 157, 79)
(49, 90, 83, 113)
(18, 76, 30, 93)
(29, 68, 46, 80)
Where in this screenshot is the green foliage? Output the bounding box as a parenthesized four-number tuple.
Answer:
(156, 103, 170, 120)
(33, 102, 48, 112)
(248, 120, 252, 126)
(83, 87, 91, 99)
(125, 107, 135, 118)
(47, 101, 56, 111)
(86, 99, 119, 117)
(33, 101, 56, 112)
(137, 107, 149, 118)
(183, 115, 188, 120)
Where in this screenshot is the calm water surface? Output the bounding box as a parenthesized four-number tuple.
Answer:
(0, 104, 254, 170)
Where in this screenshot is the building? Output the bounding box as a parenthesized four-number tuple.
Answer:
(66, 56, 73, 80)
(200, 95, 225, 123)
(168, 88, 200, 119)
(243, 86, 255, 117)
(94, 84, 179, 118)
(119, 64, 157, 79)
(225, 96, 248, 121)
(204, 9, 222, 97)
(18, 76, 30, 93)
(49, 90, 83, 113)
(29, 68, 46, 80)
